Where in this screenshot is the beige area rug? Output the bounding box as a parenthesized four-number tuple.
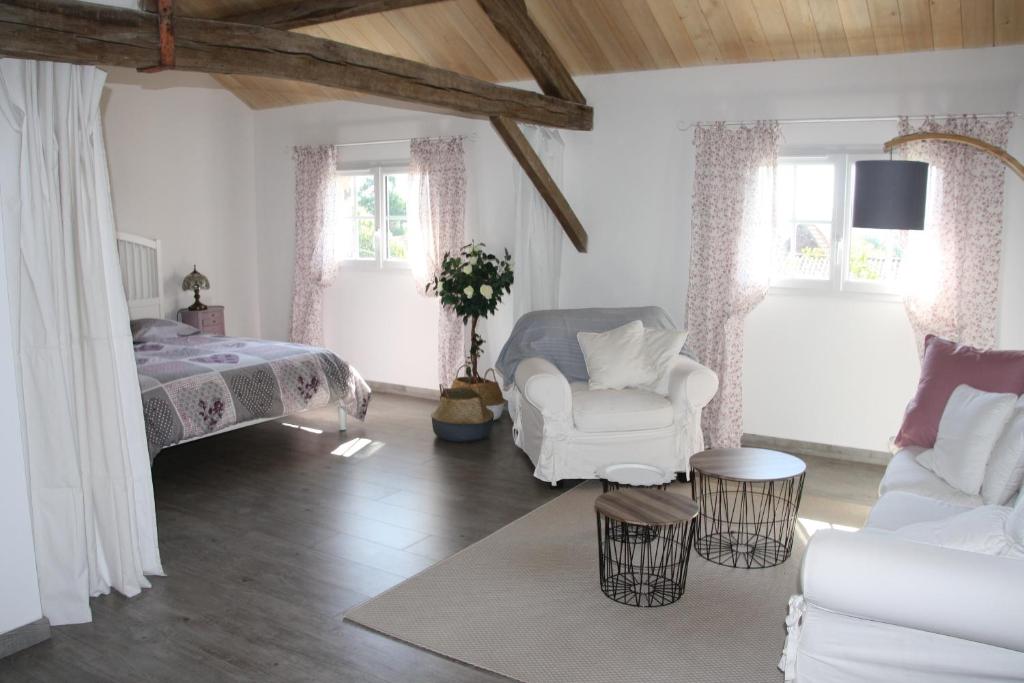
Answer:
(345, 481, 812, 683)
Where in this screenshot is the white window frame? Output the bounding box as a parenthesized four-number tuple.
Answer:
(770, 148, 901, 299)
(336, 161, 413, 270)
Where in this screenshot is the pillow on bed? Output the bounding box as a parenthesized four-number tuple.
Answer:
(131, 318, 200, 342)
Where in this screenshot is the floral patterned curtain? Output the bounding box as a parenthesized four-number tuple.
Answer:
(410, 137, 467, 385)
(289, 145, 338, 346)
(685, 122, 780, 448)
(897, 115, 1014, 352)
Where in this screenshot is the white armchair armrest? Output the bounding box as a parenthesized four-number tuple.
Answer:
(514, 357, 572, 417)
(802, 529, 1024, 652)
(666, 356, 718, 413)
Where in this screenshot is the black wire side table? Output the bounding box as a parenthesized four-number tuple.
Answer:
(690, 448, 806, 569)
(595, 489, 698, 607)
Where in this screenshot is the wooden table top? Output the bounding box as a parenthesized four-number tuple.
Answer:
(689, 448, 806, 482)
(595, 489, 699, 526)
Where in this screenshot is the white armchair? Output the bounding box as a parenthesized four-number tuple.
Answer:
(511, 353, 717, 484)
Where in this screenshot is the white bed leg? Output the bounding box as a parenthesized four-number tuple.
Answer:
(338, 405, 348, 432)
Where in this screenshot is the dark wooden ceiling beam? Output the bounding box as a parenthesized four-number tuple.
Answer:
(139, 0, 446, 30)
(0, 0, 592, 131)
(490, 115, 588, 252)
(476, 0, 584, 103)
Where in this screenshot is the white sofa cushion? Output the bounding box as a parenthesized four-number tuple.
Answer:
(981, 398, 1024, 505)
(916, 385, 1017, 496)
(570, 383, 674, 433)
(638, 328, 688, 395)
(866, 491, 976, 531)
(577, 321, 654, 390)
(879, 449, 983, 507)
(894, 505, 1013, 555)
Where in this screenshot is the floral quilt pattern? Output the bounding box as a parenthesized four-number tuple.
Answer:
(134, 334, 371, 459)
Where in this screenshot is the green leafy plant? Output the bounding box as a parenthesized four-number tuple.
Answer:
(426, 242, 514, 382)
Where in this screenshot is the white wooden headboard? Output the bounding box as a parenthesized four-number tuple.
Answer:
(116, 232, 163, 320)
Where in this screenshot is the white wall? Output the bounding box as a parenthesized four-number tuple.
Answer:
(1000, 79, 1024, 349)
(559, 46, 1024, 451)
(101, 68, 260, 337)
(227, 47, 1024, 450)
(252, 105, 519, 389)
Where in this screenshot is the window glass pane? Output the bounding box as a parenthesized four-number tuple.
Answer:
(385, 173, 411, 261)
(772, 161, 834, 282)
(358, 218, 376, 259)
(794, 164, 834, 221)
(388, 219, 408, 260)
(335, 173, 375, 260)
(386, 173, 409, 218)
(356, 176, 375, 217)
(846, 228, 906, 283)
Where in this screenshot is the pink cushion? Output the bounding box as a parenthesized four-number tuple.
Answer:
(895, 336, 1024, 448)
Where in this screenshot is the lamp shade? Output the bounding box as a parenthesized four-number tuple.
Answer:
(851, 160, 929, 230)
(181, 266, 210, 292)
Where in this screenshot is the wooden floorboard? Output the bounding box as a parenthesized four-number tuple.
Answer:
(0, 393, 882, 681)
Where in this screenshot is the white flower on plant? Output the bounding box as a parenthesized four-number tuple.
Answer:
(480, 284, 493, 300)
(437, 280, 444, 292)
(462, 265, 473, 275)
(464, 285, 475, 297)
(468, 256, 478, 265)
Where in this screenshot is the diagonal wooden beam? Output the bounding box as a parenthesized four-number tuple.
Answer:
(140, 0, 446, 30)
(490, 116, 588, 253)
(0, 0, 592, 130)
(476, 0, 584, 103)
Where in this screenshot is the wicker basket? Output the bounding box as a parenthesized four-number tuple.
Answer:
(451, 368, 505, 407)
(432, 387, 491, 425)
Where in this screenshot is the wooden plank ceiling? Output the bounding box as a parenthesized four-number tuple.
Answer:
(175, 0, 1024, 109)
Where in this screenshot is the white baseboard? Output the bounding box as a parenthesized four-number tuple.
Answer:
(367, 380, 440, 401)
(742, 433, 891, 466)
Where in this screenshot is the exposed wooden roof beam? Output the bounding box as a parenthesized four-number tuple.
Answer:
(0, 0, 593, 131)
(490, 116, 588, 252)
(140, 0, 446, 30)
(476, 0, 584, 103)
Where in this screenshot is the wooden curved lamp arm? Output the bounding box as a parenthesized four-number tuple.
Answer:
(883, 132, 1024, 181)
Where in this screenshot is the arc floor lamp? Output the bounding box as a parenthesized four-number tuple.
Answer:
(853, 130, 1024, 230)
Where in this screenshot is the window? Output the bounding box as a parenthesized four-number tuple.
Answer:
(771, 152, 908, 294)
(334, 165, 412, 266)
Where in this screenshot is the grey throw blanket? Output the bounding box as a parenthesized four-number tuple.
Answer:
(494, 306, 697, 388)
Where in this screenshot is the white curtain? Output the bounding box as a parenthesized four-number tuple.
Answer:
(0, 60, 162, 625)
(409, 137, 467, 385)
(289, 145, 339, 346)
(685, 122, 779, 448)
(513, 125, 564, 320)
(896, 115, 1014, 352)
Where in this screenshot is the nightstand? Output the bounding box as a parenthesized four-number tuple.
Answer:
(178, 305, 225, 335)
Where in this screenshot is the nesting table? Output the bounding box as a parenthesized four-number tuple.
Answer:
(595, 489, 698, 607)
(689, 448, 806, 569)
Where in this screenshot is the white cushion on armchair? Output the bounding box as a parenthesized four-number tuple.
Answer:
(571, 385, 673, 432)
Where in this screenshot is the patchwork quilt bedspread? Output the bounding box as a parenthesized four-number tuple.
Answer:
(135, 334, 371, 458)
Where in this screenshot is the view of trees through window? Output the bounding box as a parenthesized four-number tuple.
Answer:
(335, 168, 411, 265)
(771, 153, 907, 291)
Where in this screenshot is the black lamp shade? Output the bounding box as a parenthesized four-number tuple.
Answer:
(852, 160, 929, 230)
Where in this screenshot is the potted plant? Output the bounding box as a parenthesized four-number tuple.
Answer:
(426, 242, 513, 417)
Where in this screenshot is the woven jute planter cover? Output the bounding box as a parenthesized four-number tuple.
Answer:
(451, 369, 504, 407)
(432, 388, 491, 425)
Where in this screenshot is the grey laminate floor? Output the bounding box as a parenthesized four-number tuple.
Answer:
(0, 394, 883, 682)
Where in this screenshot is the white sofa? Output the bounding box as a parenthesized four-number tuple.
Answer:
(510, 354, 718, 484)
(782, 447, 1024, 682)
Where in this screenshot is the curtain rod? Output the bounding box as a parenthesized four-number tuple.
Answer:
(677, 112, 1020, 131)
(333, 133, 477, 148)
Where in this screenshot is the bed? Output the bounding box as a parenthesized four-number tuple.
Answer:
(117, 233, 371, 458)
